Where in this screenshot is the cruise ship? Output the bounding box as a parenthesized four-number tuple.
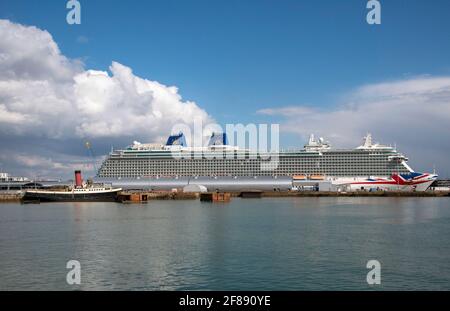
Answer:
(98, 132, 416, 179)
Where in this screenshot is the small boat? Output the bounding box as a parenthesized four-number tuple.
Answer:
(22, 170, 122, 203)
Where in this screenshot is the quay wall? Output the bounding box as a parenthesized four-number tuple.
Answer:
(1, 190, 448, 203)
(0, 192, 23, 202)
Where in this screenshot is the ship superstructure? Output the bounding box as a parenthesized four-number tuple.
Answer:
(98, 133, 414, 179)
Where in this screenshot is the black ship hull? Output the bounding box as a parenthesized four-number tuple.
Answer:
(22, 190, 121, 202)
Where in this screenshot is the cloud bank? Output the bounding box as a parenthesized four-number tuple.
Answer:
(0, 19, 212, 177)
(258, 77, 450, 174)
(0, 19, 211, 140)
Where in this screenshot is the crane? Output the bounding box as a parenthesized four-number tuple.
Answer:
(85, 141, 98, 175)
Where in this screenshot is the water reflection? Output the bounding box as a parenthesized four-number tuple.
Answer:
(0, 197, 449, 290)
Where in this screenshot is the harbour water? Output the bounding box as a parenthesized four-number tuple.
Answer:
(1, 197, 449, 290)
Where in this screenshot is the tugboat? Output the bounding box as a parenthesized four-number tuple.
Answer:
(22, 170, 122, 202)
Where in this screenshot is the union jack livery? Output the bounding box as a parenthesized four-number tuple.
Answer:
(337, 172, 438, 192)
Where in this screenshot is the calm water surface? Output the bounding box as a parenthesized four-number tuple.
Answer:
(0, 197, 449, 290)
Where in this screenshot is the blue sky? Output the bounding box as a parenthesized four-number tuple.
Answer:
(1, 0, 450, 177)
(2, 0, 450, 121)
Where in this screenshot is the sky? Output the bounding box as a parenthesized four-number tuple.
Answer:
(0, 0, 450, 178)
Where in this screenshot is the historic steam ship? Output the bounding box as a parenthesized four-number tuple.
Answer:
(22, 171, 122, 202)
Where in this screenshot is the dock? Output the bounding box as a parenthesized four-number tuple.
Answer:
(0, 192, 23, 202)
(239, 191, 263, 198)
(200, 192, 231, 203)
(1, 189, 449, 203)
(116, 191, 198, 203)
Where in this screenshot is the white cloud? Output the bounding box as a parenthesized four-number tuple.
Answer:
(257, 77, 450, 173)
(0, 19, 213, 142)
(0, 19, 213, 178)
(0, 104, 27, 124)
(15, 154, 67, 170)
(0, 19, 82, 82)
(0, 151, 96, 179)
(72, 62, 211, 139)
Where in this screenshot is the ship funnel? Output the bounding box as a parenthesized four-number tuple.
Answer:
(166, 132, 187, 147)
(75, 170, 83, 188)
(208, 132, 228, 146)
